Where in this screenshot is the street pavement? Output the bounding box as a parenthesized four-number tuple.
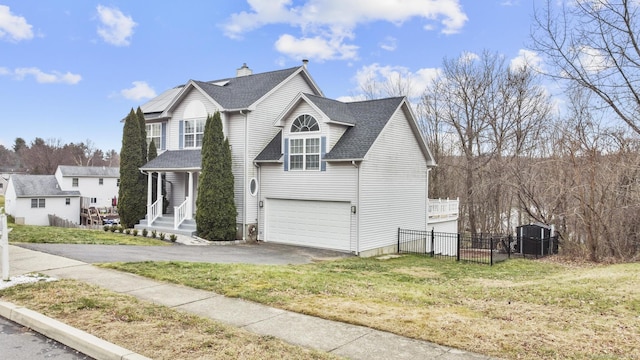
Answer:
(0, 316, 94, 360)
(1, 244, 498, 360)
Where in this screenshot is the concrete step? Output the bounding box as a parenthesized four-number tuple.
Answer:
(135, 216, 196, 237)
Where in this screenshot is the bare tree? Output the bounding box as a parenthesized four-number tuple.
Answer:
(532, 0, 640, 135)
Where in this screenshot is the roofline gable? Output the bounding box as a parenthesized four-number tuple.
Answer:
(160, 80, 223, 118)
(248, 66, 323, 112)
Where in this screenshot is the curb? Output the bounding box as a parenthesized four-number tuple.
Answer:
(0, 300, 151, 360)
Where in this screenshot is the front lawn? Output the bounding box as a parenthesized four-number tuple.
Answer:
(102, 256, 640, 359)
(8, 223, 169, 246)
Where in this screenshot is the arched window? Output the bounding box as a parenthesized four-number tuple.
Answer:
(291, 114, 319, 132)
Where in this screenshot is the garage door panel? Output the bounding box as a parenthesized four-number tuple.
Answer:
(267, 199, 350, 251)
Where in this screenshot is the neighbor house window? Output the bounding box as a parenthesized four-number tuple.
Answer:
(146, 123, 162, 150)
(117, 178, 120, 187)
(90, 197, 97, 204)
(99, 178, 104, 185)
(72, 178, 79, 187)
(289, 115, 320, 171)
(184, 119, 205, 148)
(31, 198, 45, 208)
(65, 198, 70, 205)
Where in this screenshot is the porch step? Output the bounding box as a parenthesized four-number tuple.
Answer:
(135, 215, 196, 237)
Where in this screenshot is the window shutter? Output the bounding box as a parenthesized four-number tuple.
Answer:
(161, 123, 167, 150)
(178, 121, 184, 149)
(321, 136, 327, 172)
(284, 138, 289, 171)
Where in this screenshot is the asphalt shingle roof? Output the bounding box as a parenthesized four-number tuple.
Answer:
(10, 175, 80, 197)
(57, 165, 119, 178)
(255, 95, 405, 161)
(140, 150, 202, 170)
(192, 66, 300, 110)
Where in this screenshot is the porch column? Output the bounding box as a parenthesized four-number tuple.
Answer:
(147, 172, 152, 206)
(156, 171, 163, 215)
(146, 171, 153, 221)
(187, 171, 194, 219)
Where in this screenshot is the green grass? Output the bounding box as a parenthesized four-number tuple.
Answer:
(102, 257, 640, 359)
(8, 223, 169, 246)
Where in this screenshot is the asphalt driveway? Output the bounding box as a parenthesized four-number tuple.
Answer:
(15, 242, 354, 265)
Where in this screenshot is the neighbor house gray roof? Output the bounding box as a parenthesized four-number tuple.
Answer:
(10, 175, 80, 198)
(256, 95, 406, 162)
(58, 165, 119, 178)
(140, 150, 202, 171)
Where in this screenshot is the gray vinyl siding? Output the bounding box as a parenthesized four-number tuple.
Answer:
(166, 88, 221, 150)
(358, 107, 428, 253)
(258, 161, 358, 251)
(239, 73, 319, 225)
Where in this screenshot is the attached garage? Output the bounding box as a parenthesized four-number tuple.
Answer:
(265, 199, 351, 251)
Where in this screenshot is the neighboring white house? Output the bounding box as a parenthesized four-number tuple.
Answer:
(55, 166, 119, 209)
(4, 175, 81, 225)
(136, 62, 458, 256)
(4, 166, 119, 226)
(0, 174, 8, 196)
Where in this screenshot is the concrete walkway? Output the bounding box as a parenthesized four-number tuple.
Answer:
(1, 245, 496, 360)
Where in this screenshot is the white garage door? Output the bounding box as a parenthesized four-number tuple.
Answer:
(266, 199, 351, 251)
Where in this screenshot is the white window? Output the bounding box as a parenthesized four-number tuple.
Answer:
(31, 198, 45, 208)
(90, 197, 97, 204)
(72, 178, 78, 187)
(184, 119, 205, 148)
(65, 198, 70, 205)
(289, 114, 320, 171)
(146, 123, 162, 150)
(290, 138, 320, 171)
(99, 178, 104, 185)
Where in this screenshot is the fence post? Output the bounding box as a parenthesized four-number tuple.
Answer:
(397, 228, 400, 253)
(1, 212, 9, 281)
(456, 233, 461, 262)
(430, 228, 435, 257)
(508, 235, 512, 259)
(490, 237, 494, 266)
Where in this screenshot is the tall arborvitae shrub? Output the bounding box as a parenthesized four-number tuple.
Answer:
(136, 107, 148, 199)
(118, 109, 147, 228)
(196, 111, 237, 240)
(148, 139, 158, 202)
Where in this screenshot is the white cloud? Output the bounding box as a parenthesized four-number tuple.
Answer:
(120, 81, 156, 101)
(224, 0, 468, 60)
(0, 66, 9, 75)
(380, 36, 397, 51)
(510, 49, 544, 72)
(0, 5, 34, 42)
(275, 34, 358, 61)
(352, 63, 442, 100)
(575, 45, 612, 73)
(96, 5, 136, 46)
(13, 67, 81, 84)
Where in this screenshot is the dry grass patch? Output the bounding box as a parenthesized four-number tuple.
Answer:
(101, 256, 640, 359)
(0, 280, 340, 360)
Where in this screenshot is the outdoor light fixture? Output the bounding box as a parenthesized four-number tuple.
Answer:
(259, 200, 264, 208)
(351, 205, 356, 214)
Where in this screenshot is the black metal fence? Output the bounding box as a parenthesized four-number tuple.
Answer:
(397, 228, 514, 265)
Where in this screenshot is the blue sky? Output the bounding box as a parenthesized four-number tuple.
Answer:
(0, 0, 540, 153)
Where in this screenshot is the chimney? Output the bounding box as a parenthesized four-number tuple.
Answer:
(302, 59, 309, 68)
(236, 63, 253, 77)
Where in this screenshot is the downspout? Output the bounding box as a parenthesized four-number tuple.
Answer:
(352, 160, 360, 255)
(255, 162, 261, 240)
(241, 110, 248, 241)
(426, 167, 431, 231)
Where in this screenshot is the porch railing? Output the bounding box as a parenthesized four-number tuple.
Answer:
(174, 196, 189, 229)
(428, 198, 459, 221)
(147, 196, 162, 226)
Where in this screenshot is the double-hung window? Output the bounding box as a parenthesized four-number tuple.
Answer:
(146, 123, 162, 150)
(288, 114, 321, 171)
(184, 119, 205, 148)
(31, 198, 45, 208)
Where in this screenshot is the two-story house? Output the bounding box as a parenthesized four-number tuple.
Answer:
(136, 62, 458, 256)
